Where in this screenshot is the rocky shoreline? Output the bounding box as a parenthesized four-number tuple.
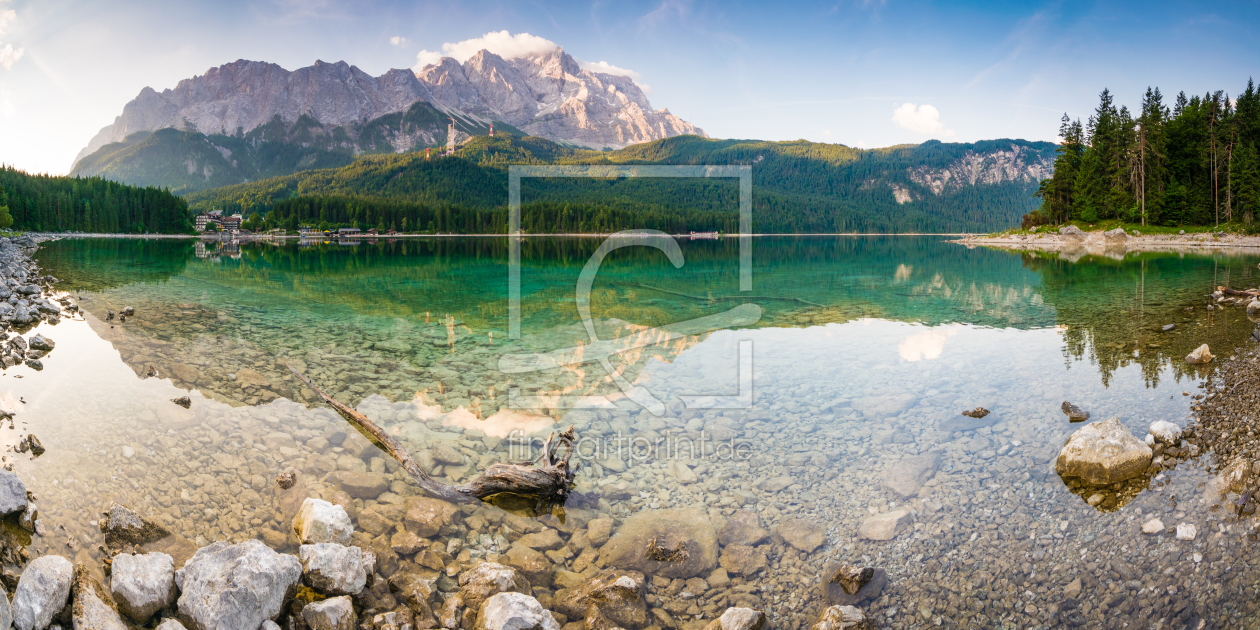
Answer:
(956, 226, 1260, 256)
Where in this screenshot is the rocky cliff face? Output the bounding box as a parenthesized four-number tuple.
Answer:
(74, 60, 435, 168)
(74, 49, 704, 170)
(417, 48, 704, 150)
(906, 144, 1053, 196)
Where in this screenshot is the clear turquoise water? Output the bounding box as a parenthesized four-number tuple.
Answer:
(19, 235, 1260, 628)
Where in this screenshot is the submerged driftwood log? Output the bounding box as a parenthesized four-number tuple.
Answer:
(287, 365, 579, 514)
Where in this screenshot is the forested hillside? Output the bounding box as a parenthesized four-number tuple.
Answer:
(185, 134, 1055, 234)
(71, 103, 523, 196)
(0, 167, 192, 233)
(1030, 79, 1260, 228)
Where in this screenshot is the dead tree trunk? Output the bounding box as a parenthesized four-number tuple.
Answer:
(287, 365, 579, 515)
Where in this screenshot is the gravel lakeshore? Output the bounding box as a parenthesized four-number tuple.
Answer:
(956, 228, 1260, 255)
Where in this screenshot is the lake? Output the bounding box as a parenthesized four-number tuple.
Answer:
(15, 235, 1260, 629)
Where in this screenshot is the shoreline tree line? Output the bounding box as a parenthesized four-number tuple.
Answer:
(1029, 79, 1260, 229)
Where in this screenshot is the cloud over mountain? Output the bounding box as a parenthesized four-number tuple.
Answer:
(892, 103, 954, 137)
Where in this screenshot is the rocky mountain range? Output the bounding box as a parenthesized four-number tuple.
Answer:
(73, 49, 704, 171)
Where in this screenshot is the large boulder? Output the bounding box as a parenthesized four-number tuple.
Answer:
(717, 511, 768, 547)
(294, 498, 353, 545)
(0, 470, 28, 516)
(1104, 227, 1128, 242)
(302, 595, 357, 630)
(174, 539, 302, 630)
(597, 507, 718, 579)
(556, 573, 646, 629)
(475, 592, 559, 630)
(1054, 417, 1153, 486)
(458, 563, 530, 613)
(1059, 225, 1087, 240)
(13, 555, 73, 630)
(156, 620, 188, 630)
(880, 453, 941, 500)
(300, 544, 375, 595)
(71, 564, 129, 630)
(702, 608, 767, 630)
(110, 552, 176, 624)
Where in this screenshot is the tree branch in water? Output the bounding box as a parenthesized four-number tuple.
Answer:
(286, 364, 579, 515)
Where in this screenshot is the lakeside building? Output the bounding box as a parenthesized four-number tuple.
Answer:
(338, 227, 361, 236)
(299, 225, 321, 237)
(194, 210, 223, 232)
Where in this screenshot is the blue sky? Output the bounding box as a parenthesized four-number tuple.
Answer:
(0, 0, 1257, 174)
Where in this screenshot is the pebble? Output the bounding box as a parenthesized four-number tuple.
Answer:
(1176, 523, 1197, 541)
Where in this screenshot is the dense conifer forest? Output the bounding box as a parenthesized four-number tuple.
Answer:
(0, 166, 192, 233)
(1029, 79, 1260, 228)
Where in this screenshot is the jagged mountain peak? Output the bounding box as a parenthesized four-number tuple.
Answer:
(73, 46, 704, 171)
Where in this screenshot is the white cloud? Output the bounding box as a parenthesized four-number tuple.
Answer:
(413, 30, 559, 70)
(576, 59, 641, 81)
(0, 43, 20, 70)
(891, 103, 954, 137)
(390, 35, 408, 47)
(0, 6, 20, 71)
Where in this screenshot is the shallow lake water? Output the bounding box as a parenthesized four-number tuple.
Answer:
(16, 235, 1260, 629)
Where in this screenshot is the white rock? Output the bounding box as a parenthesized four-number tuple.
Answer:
(299, 544, 375, 595)
(1054, 417, 1152, 486)
(1149, 421, 1182, 444)
(175, 539, 302, 630)
(705, 607, 766, 630)
(110, 552, 176, 623)
(302, 595, 356, 630)
(475, 592, 559, 630)
(72, 566, 129, 630)
(1186, 344, 1213, 364)
(1142, 519, 1164, 534)
(13, 555, 73, 630)
(1248, 299, 1260, 317)
(156, 621, 189, 630)
(293, 498, 353, 545)
(1176, 523, 1197, 541)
